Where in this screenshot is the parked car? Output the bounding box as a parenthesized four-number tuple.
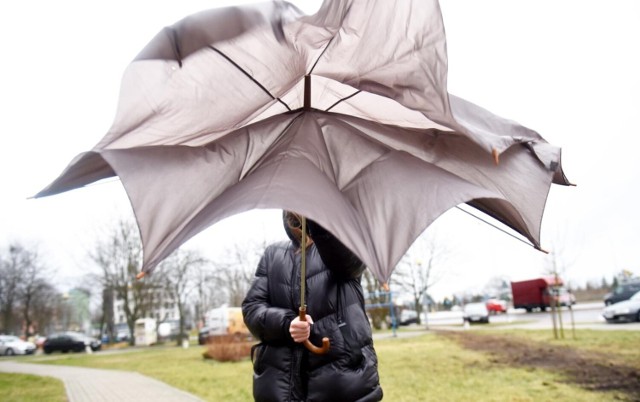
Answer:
(463, 302, 490, 324)
(602, 291, 640, 323)
(485, 299, 507, 314)
(101, 323, 131, 344)
(604, 281, 640, 306)
(0, 335, 36, 356)
(398, 309, 419, 326)
(198, 327, 211, 345)
(43, 332, 102, 354)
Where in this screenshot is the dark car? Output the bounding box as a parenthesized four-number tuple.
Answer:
(398, 310, 419, 326)
(604, 281, 640, 306)
(43, 332, 102, 354)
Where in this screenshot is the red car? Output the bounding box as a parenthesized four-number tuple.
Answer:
(485, 299, 507, 314)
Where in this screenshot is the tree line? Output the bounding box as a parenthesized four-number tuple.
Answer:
(3, 216, 635, 340)
(0, 244, 59, 338)
(0, 218, 266, 344)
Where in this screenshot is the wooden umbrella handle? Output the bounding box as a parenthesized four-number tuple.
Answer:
(299, 306, 330, 355)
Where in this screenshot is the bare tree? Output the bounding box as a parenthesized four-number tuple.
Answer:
(544, 249, 565, 340)
(29, 283, 59, 336)
(0, 244, 24, 334)
(90, 218, 161, 345)
(0, 243, 56, 337)
(482, 276, 512, 302)
(361, 269, 389, 330)
(192, 263, 226, 327)
(543, 226, 579, 340)
(18, 247, 52, 337)
(215, 239, 267, 307)
(157, 248, 207, 345)
(391, 229, 451, 327)
(542, 221, 580, 282)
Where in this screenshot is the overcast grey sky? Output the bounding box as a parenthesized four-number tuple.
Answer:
(1, 0, 638, 300)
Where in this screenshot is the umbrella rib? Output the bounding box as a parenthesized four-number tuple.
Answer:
(208, 46, 291, 111)
(325, 90, 361, 112)
(243, 113, 303, 179)
(308, 36, 335, 74)
(167, 27, 183, 68)
(454, 205, 536, 249)
(307, 2, 353, 74)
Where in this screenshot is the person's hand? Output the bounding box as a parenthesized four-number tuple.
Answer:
(289, 315, 313, 343)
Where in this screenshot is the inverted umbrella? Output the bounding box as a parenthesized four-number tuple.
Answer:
(36, 0, 570, 287)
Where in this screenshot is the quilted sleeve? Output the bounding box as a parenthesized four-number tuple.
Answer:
(242, 245, 297, 342)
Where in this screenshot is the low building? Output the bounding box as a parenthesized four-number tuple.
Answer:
(102, 286, 181, 342)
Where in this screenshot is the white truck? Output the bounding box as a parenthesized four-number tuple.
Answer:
(199, 306, 251, 344)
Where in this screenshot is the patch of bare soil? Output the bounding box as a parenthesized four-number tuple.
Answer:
(438, 331, 640, 401)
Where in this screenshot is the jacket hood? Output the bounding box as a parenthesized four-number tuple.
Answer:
(282, 210, 301, 248)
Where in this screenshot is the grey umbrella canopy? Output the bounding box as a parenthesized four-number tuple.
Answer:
(36, 0, 570, 285)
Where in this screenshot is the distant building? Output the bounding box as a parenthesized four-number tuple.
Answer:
(55, 288, 91, 335)
(103, 286, 180, 330)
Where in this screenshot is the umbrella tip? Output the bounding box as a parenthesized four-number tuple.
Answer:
(492, 148, 500, 165)
(382, 283, 390, 292)
(536, 246, 550, 254)
(135, 271, 146, 280)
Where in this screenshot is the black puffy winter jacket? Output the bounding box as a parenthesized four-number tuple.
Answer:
(242, 219, 383, 402)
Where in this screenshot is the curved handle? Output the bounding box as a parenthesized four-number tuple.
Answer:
(299, 307, 330, 355)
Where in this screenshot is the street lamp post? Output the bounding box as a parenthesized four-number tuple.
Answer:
(62, 292, 70, 332)
(415, 260, 430, 331)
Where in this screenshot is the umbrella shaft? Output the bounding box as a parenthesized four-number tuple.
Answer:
(300, 216, 307, 308)
(304, 75, 311, 110)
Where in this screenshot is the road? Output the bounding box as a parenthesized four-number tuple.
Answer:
(407, 301, 640, 331)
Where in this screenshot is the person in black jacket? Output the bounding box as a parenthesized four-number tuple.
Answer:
(242, 211, 383, 402)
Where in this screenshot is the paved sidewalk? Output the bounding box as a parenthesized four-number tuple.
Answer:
(0, 360, 203, 401)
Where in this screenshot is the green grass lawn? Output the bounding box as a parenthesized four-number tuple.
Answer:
(8, 329, 640, 401)
(0, 372, 67, 402)
(376, 331, 637, 402)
